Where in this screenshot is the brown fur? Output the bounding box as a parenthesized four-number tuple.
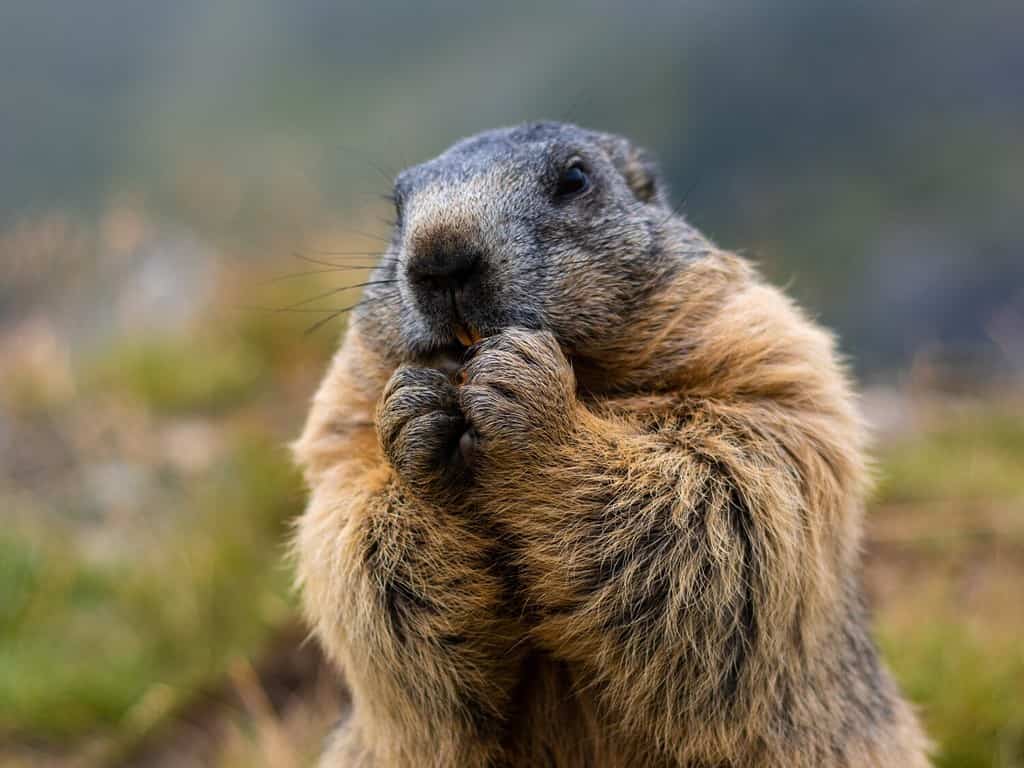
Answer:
(294, 251, 929, 766)
(293, 122, 929, 765)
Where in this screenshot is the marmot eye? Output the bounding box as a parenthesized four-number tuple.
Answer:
(554, 161, 590, 199)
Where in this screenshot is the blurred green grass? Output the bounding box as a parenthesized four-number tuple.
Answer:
(872, 403, 1024, 768)
(85, 338, 267, 416)
(876, 412, 1024, 504)
(0, 265, 343, 763)
(880, 625, 1024, 768)
(0, 437, 299, 745)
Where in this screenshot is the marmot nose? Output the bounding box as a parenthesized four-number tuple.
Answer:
(407, 248, 482, 295)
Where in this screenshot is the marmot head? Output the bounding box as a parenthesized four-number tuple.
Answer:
(357, 122, 714, 382)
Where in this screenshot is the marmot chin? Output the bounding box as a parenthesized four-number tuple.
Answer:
(293, 122, 930, 767)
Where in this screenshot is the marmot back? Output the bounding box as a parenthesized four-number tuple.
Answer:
(293, 122, 931, 767)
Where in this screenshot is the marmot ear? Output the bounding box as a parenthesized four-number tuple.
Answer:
(602, 137, 664, 206)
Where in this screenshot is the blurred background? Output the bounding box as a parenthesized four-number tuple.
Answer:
(1, 1, 1021, 766)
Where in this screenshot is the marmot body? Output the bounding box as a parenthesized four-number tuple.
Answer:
(294, 122, 930, 766)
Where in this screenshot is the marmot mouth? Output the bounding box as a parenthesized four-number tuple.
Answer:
(453, 321, 484, 348)
(414, 322, 492, 378)
(417, 337, 475, 375)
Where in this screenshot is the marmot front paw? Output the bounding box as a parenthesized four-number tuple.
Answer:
(457, 328, 577, 469)
(377, 366, 469, 493)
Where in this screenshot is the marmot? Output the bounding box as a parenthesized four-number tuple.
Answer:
(293, 122, 930, 767)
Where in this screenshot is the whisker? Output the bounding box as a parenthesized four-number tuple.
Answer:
(304, 308, 354, 336)
(335, 144, 398, 185)
(261, 268, 339, 285)
(303, 292, 403, 335)
(243, 292, 401, 315)
(283, 279, 399, 310)
(292, 252, 395, 270)
(297, 250, 390, 258)
(344, 227, 392, 244)
(242, 305, 356, 314)
(261, 266, 389, 285)
(661, 165, 704, 227)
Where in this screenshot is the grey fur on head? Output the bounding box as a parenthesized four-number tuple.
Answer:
(358, 122, 712, 368)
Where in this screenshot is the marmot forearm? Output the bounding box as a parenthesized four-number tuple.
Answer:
(478, 397, 917, 765)
(294, 337, 527, 767)
(297, 468, 524, 767)
(481, 403, 795, 755)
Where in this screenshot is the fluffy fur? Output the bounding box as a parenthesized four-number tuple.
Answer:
(293, 122, 930, 766)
